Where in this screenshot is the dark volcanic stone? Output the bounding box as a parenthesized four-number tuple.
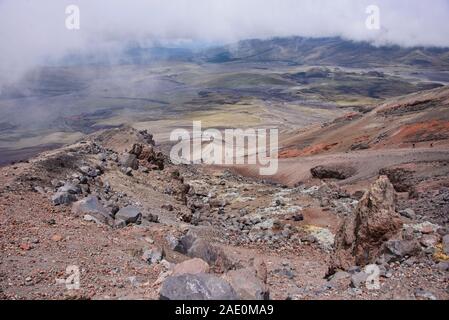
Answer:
(160, 274, 238, 300)
(311, 165, 356, 180)
(115, 206, 142, 224)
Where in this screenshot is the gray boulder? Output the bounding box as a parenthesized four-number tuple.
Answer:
(171, 232, 232, 271)
(384, 240, 422, 262)
(144, 213, 160, 223)
(169, 231, 200, 254)
(79, 166, 99, 178)
(71, 196, 114, 226)
(52, 192, 77, 205)
(187, 238, 231, 271)
(436, 262, 449, 271)
(328, 271, 351, 290)
(57, 182, 81, 195)
(160, 274, 238, 300)
(115, 206, 142, 225)
(224, 268, 269, 300)
(399, 208, 416, 220)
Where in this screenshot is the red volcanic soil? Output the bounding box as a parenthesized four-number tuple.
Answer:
(387, 120, 449, 145)
(235, 86, 449, 187)
(279, 142, 339, 159)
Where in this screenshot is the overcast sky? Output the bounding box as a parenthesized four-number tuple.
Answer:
(1, 0, 449, 84)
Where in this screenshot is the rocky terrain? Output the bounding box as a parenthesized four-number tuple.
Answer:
(1, 92, 449, 300)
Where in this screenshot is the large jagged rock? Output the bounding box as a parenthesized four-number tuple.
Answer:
(71, 196, 114, 226)
(130, 142, 165, 170)
(159, 274, 238, 300)
(330, 176, 403, 273)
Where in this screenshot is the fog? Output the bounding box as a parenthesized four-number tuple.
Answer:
(1, 0, 449, 85)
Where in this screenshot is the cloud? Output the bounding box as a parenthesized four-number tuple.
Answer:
(1, 0, 449, 84)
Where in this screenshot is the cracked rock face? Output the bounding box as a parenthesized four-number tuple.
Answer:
(330, 176, 403, 273)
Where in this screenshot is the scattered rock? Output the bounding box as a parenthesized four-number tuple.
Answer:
(187, 238, 232, 271)
(142, 246, 165, 265)
(305, 226, 335, 251)
(420, 234, 440, 248)
(436, 261, 449, 271)
(114, 219, 127, 229)
(350, 142, 369, 151)
(51, 234, 63, 242)
(72, 196, 114, 226)
(166, 234, 185, 252)
(130, 144, 143, 157)
(122, 167, 133, 176)
(19, 243, 32, 251)
(409, 222, 440, 235)
(159, 274, 238, 300)
(79, 166, 99, 178)
(414, 288, 437, 300)
(286, 212, 304, 222)
(172, 258, 210, 276)
(57, 182, 81, 195)
(33, 186, 46, 195)
(328, 271, 351, 290)
(351, 272, 368, 289)
(161, 204, 174, 211)
(384, 240, 422, 263)
(224, 268, 269, 300)
(144, 213, 160, 223)
(399, 208, 416, 220)
(115, 206, 142, 225)
(52, 192, 77, 205)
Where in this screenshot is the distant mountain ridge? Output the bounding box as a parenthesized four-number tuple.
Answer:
(53, 37, 449, 70)
(200, 37, 449, 69)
